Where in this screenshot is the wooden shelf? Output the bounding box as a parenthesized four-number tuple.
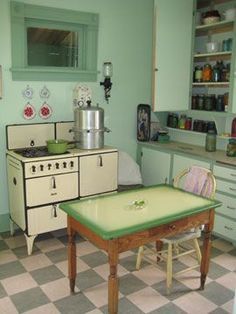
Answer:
(167, 127, 233, 140)
(194, 51, 232, 61)
(196, 20, 234, 36)
(197, 0, 233, 9)
(192, 82, 229, 87)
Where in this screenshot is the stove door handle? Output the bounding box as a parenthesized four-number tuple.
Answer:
(52, 176, 56, 189)
(52, 205, 57, 218)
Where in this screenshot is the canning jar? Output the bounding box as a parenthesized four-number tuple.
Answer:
(204, 95, 213, 111)
(197, 94, 204, 110)
(231, 117, 236, 137)
(205, 130, 216, 152)
(178, 114, 186, 129)
(192, 95, 198, 109)
(202, 64, 212, 82)
(185, 117, 192, 130)
(216, 95, 224, 111)
(194, 66, 203, 82)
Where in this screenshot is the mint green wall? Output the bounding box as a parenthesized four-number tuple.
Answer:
(0, 0, 153, 231)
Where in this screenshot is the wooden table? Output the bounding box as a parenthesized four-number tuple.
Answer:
(60, 185, 221, 314)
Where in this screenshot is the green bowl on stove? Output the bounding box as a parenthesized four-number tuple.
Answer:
(46, 139, 68, 154)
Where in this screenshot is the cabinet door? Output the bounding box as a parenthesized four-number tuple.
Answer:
(141, 148, 171, 186)
(79, 152, 118, 197)
(231, 75, 236, 113)
(172, 154, 210, 184)
(152, 0, 193, 112)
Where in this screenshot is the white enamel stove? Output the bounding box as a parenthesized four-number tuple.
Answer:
(6, 122, 78, 255)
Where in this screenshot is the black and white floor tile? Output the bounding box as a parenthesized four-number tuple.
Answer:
(0, 229, 235, 314)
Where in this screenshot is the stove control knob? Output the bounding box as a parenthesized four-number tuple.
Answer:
(70, 161, 74, 168)
(48, 163, 52, 170)
(63, 162, 67, 168)
(40, 165, 44, 171)
(32, 165, 36, 173)
(55, 162, 60, 169)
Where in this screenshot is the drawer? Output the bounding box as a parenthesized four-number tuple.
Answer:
(215, 193, 236, 219)
(214, 165, 236, 182)
(27, 204, 67, 235)
(214, 214, 236, 241)
(216, 179, 236, 195)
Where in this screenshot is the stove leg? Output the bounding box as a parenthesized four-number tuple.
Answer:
(24, 234, 37, 255)
(9, 219, 15, 236)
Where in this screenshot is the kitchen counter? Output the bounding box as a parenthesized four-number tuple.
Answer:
(138, 141, 236, 167)
(68, 146, 117, 156)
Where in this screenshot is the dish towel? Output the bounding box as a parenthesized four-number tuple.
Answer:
(183, 166, 210, 196)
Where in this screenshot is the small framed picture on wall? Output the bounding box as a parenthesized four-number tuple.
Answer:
(137, 104, 151, 142)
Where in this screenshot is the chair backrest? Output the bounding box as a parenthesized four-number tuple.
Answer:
(173, 166, 216, 198)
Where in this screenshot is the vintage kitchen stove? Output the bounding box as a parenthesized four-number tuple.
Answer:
(6, 122, 78, 255)
(6, 122, 118, 255)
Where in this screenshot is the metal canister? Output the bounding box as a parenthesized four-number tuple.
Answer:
(73, 102, 109, 149)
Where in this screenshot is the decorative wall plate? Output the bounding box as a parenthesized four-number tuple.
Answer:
(39, 102, 52, 119)
(22, 85, 34, 99)
(39, 85, 50, 99)
(23, 102, 36, 119)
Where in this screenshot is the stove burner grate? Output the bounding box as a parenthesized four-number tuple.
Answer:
(14, 147, 69, 158)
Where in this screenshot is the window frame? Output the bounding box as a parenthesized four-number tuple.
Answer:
(10, 1, 99, 81)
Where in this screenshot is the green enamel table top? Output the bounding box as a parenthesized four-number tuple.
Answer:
(59, 185, 221, 240)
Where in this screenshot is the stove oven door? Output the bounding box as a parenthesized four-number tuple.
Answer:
(25, 172, 78, 207)
(27, 204, 67, 235)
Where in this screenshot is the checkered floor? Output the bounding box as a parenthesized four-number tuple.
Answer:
(0, 229, 235, 314)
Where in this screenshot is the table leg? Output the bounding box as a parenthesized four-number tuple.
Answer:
(68, 226, 77, 293)
(108, 240, 119, 314)
(200, 209, 214, 290)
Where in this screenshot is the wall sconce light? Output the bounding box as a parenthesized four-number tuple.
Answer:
(100, 62, 113, 103)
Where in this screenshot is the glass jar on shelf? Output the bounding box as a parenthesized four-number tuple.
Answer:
(204, 95, 213, 111)
(197, 94, 204, 110)
(202, 64, 212, 82)
(205, 130, 216, 152)
(216, 95, 224, 112)
(194, 66, 203, 82)
(185, 117, 192, 130)
(178, 114, 186, 129)
(191, 95, 198, 110)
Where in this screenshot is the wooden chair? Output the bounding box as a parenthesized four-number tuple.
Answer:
(136, 166, 216, 294)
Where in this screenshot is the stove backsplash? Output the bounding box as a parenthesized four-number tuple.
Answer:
(6, 121, 74, 150)
(55, 121, 74, 142)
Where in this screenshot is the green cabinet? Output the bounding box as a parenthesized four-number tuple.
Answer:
(140, 147, 171, 186)
(213, 164, 236, 246)
(138, 142, 236, 246)
(152, 0, 194, 112)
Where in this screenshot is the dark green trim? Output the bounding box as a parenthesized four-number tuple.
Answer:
(0, 213, 10, 233)
(10, 1, 99, 81)
(11, 67, 98, 81)
(60, 184, 222, 240)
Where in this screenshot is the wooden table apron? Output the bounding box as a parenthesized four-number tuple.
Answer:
(67, 208, 215, 314)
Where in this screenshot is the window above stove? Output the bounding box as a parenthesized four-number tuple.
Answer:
(10, 2, 99, 82)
